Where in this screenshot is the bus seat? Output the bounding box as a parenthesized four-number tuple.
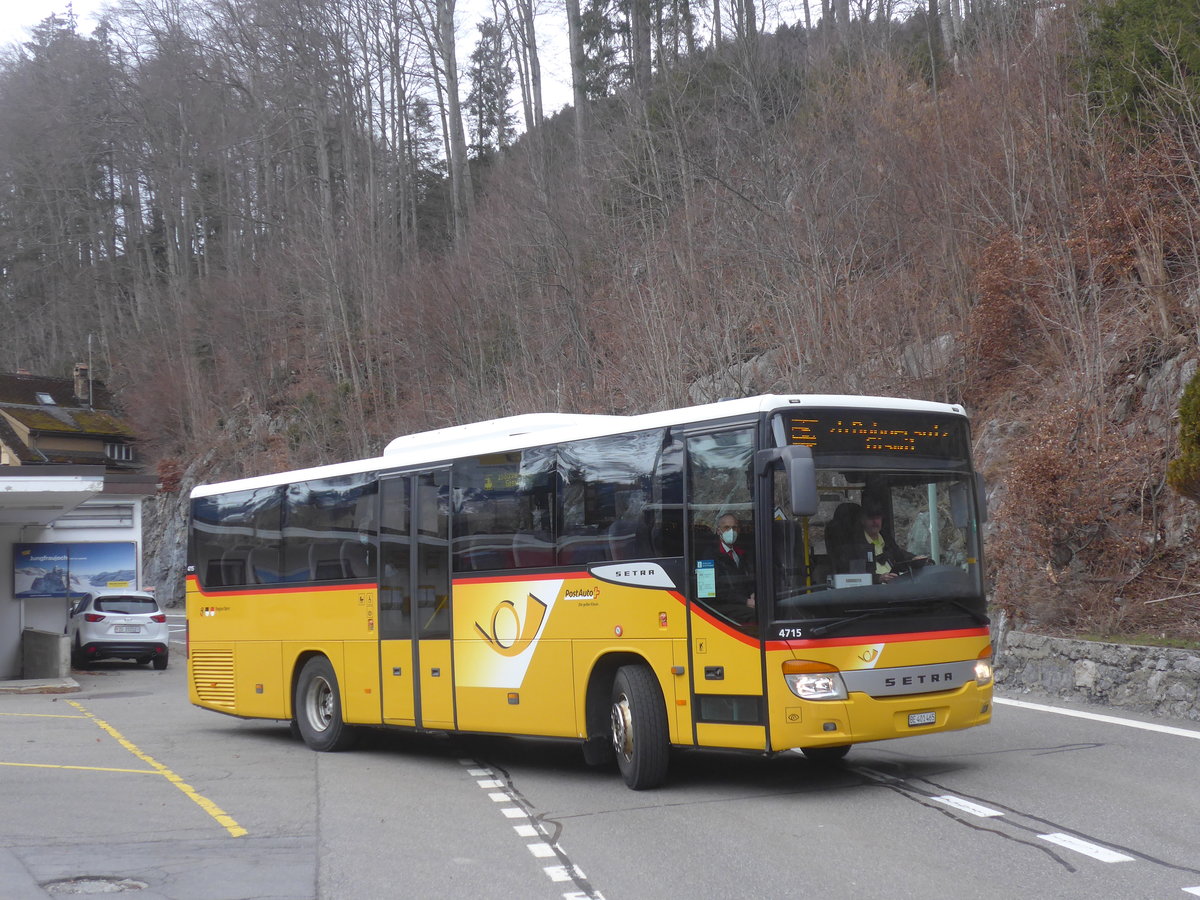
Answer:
(454, 534, 513, 571)
(219, 547, 252, 585)
(607, 519, 646, 561)
(206, 558, 240, 587)
(246, 547, 281, 584)
(340, 541, 371, 578)
(558, 535, 609, 564)
(512, 531, 555, 568)
(309, 542, 347, 580)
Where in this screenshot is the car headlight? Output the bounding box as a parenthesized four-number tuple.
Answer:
(974, 646, 993, 685)
(782, 660, 848, 700)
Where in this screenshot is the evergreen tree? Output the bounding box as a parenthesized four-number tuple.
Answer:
(1085, 0, 1200, 123)
(465, 18, 516, 159)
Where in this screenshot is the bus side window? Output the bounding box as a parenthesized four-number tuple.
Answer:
(558, 429, 665, 566)
(283, 474, 377, 583)
(192, 486, 281, 589)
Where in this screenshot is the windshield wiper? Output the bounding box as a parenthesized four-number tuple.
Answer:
(942, 598, 989, 626)
(807, 607, 895, 637)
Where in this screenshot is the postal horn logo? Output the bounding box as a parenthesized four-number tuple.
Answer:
(474, 593, 548, 657)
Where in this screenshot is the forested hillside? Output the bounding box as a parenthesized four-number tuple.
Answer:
(1, 0, 1198, 638)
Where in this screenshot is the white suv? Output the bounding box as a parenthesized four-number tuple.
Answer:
(69, 590, 170, 670)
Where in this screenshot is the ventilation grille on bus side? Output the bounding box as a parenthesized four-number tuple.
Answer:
(191, 649, 236, 710)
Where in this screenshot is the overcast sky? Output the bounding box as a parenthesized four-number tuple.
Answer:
(0, 0, 581, 116)
(0, 0, 108, 48)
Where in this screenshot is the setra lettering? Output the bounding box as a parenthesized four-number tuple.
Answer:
(884, 672, 954, 688)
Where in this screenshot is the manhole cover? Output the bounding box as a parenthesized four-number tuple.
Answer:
(43, 876, 148, 894)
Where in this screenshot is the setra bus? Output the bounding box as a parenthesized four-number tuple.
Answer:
(186, 394, 992, 789)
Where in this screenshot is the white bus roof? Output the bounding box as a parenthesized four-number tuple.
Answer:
(191, 394, 967, 498)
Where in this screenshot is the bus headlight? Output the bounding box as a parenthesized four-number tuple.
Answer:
(974, 646, 993, 685)
(782, 660, 848, 700)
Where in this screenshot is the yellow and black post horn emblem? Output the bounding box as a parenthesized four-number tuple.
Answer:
(474, 593, 548, 657)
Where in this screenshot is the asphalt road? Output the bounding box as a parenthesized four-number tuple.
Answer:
(2, 638, 1199, 899)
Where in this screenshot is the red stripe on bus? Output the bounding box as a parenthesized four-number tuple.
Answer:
(452, 571, 591, 585)
(185, 574, 375, 597)
(765, 626, 990, 652)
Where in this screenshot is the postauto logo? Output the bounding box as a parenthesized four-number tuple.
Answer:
(473, 593, 548, 657)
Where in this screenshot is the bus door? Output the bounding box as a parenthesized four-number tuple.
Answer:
(378, 469, 454, 730)
(685, 427, 767, 750)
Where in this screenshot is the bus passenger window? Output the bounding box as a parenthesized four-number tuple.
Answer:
(191, 487, 282, 588)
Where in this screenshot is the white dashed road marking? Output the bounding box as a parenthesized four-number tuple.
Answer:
(1037, 833, 1134, 863)
(930, 795, 1004, 817)
(460, 759, 604, 900)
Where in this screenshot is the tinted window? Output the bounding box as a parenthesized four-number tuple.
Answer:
(688, 428, 757, 634)
(558, 430, 666, 565)
(453, 448, 556, 572)
(94, 596, 159, 614)
(192, 487, 283, 587)
(282, 474, 378, 582)
(379, 476, 411, 639)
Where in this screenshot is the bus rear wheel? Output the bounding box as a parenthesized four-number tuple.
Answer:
(610, 665, 669, 790)
(295, 656, 359, 752)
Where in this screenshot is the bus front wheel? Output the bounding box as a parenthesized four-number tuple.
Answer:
(610, 665, 669, 790)
(801, 744, 851, 764)
(294, 656, 359, 752)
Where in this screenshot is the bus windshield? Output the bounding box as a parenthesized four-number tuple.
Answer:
(769, 467, 986, 640)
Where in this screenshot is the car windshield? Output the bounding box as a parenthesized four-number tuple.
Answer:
(769, 468, 986, 637)
(94, 597, 158, 615)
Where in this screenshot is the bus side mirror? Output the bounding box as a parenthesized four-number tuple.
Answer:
(950, 481, 969, 527)
(757, 445, 819, 517)
(951, 476, 986, 527)
(975, 473, 988, 523)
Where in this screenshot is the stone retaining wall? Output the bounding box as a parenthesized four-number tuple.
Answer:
(995, 630, 1200, 722)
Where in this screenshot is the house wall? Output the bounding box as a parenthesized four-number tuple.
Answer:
(0, 524, 22, 678)
(36, 435, 104, 454)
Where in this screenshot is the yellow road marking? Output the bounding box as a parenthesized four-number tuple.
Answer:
(0, 712, 89, 719)
(0, 761, 159, 774)
(66, 700, 248, 838)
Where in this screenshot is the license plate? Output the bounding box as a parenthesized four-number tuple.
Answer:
(908, 711, 936, 727)
(114, 625, 141, 634)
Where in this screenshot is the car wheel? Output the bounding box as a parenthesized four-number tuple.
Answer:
(801, 744, 851, 764)
(294, 656, 359, 752)
(71, 637, 86, 669)
(152, 650, 169, 670)
(610, 665, 669, 790)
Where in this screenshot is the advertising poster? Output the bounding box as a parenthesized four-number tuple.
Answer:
(13, 543, 137, 599)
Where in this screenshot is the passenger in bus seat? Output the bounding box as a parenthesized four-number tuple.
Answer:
(709, 512, 756, 620)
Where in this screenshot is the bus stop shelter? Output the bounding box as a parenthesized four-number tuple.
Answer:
(0, 467, 106, 680)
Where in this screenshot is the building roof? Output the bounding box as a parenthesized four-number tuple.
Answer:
(0, 371, 133, 441)
(0, 372, 114, 408)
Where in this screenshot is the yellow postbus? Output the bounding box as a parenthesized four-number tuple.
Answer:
(187, 395, 992, 789)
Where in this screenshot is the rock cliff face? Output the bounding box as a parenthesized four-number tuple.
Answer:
(996, 630, 1200, 722)
(142, 490, 190, 608)
(972, 341, 1200, 641)
(141, 451, 219, 609)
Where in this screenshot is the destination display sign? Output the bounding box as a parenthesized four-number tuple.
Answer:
(784, 410, 969, 460)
